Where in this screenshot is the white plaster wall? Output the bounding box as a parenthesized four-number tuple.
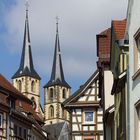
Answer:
(100, 135, 103, 140)
(104, 70, 114, 110)
(74, 136, 82, 140)
(128, 0, 140, 139)
(97, 124, 103, 131)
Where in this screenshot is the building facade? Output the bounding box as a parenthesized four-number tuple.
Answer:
(63, 70, 103, 140)
(96, 28, 114, 140)
(0, 74, 47, 140)
(126, 0, 140, 139)
(110, 19, 129, 140)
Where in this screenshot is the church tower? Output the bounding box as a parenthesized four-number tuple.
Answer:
(44, 19, 71, 125)
(12, 3, 41, 115)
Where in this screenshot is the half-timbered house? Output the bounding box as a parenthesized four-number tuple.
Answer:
(0, 74, 48, 140)
(63, 70, 103, 140)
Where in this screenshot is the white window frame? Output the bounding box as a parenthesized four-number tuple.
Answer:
(137, 38, 140, 68)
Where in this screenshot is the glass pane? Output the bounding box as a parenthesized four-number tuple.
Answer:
(85, 112, 93, 122)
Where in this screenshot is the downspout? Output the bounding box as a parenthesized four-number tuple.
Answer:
(126, 53, 130, 140)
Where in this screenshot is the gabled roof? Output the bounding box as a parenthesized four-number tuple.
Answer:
(44, 22, 70, 88)
(112, 19, 126, 40)
(12, 9, 40, 80)
(63, 70, 99, 107)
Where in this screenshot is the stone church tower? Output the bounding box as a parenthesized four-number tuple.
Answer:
(12, 7, 42, 115)
(44, 20, 71, 125)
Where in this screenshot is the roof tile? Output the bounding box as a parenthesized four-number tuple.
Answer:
(112, 19, 126, 40)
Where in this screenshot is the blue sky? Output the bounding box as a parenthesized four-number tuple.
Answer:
(0, 0, 128, 106)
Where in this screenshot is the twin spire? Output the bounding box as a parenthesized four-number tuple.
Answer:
(12, 2, 70, 88)
(12, 2, 40, 80)
(44, 17, 70, 88)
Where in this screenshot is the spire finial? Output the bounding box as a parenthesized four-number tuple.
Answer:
(25, 0, 29, 19)
(56, 16, 59, 33)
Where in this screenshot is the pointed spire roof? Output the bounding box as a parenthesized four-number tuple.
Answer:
(44, 19, 70, 88)
(12, 3, 40, 80)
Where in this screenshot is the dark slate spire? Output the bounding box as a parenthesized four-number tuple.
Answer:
(44, 18, 70, 88)
(12, 2, 40, 80)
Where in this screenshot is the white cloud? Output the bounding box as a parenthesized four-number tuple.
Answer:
(2, 0, 128, 84)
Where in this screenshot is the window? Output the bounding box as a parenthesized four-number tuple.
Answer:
(84, 111, 94, 123)
(49, 105, 54, 118)
(14, 125, 28, 140)
(23, 129, 27, 139)
(14, 125, 17, 136)
(137, 38, 140, 67)
(119, 53, 127, 74)
(18, 80, 22, 92)
(0, 114, 2, 128)
(134, 29, 140, 75)
(19, 127, 22, 137)
(10, 100, 15, 109)
(135, 104, 140, 140)
(31, 81, 36, 92)
(50, 88, 54, 99)
(62, 89, 66, 98)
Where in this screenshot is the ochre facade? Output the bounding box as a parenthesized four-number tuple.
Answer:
(44, 86, 70, 125)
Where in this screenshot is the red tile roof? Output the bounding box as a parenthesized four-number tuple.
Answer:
(0, 74, 31, 103)
(0, 74, 43, 123)
(112, 19, 126, 40)
(16, 100, 43, 123)
(96, 28, 111, 61)
(0, 92, 9, 107)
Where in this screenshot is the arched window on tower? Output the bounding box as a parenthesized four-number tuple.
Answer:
(18, 80, 22, 92)
(31, 81, 36, 92)
(62, 89, 66, 99)
(49, 105, 54, 118)
(50, 88, 54, 99)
